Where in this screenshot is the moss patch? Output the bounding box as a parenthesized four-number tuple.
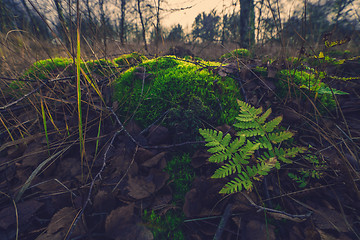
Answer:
(83, 59, 118, 76)
(113, 56, 242, 128)
(113, 52, 147, 67)
(277, 69, 348, 111)
(143, 153, 194, 240)
(23, 57, 73, 80)
(220, 48, 250, 60)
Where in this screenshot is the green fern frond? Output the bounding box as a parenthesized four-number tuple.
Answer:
(240, 129, 266, 137)
(235, 113, 256, 122)
(257, 108, 272, 124)
(212, 161, 237, 178)
(255, 136, 273, 150)
(263, 116, 282, 132)
(200, 100, 306, 195)
(237, 99, 263, 116)
(257, 151, 275, 162)
(219, 175, 253, 194)
(238, 141, 260, 161)
(268, 131, 294, 143)
(208, 152, 231, 163)
(199, 128, 231, 153)
(274, 148, 293, 163)
(286, 147, 307, 157)
(233, 121, 260, 129)
(233, 152, 249, 165)
(227, 135, 246, 153)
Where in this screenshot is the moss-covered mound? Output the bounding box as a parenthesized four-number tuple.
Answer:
(220, 48, 250, 60)
(83, 58, 120, 76)
(113, 52, 147, 67)
(113, 56, 242, 129)
(23, 57, 73, 79)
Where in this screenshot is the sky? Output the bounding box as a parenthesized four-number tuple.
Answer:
(159, 0, 360, 31)
(161, 0, 235, 29)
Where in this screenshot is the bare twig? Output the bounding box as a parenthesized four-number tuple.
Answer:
(213, 203, 233, 240)
(241, 192, 312, 222)
(0, 76, 74, 111)
(65, 130, 121, 240)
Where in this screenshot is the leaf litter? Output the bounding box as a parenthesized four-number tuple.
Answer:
(0, 53, 359, 240)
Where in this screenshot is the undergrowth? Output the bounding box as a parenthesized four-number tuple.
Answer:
(143, 153, 194, 240)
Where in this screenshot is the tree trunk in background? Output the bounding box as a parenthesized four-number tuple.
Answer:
(120, 0, 126, 45)
(54, 0, 70, 49)
(155, 0, 161, 46)
(0, 0, 7, 32)
(239, 0, 255, 48)
(99, 0, 107, 56)
(137, 0, 148, 51)
(84, 0, 95, 44)
(20, 0, 41, 37)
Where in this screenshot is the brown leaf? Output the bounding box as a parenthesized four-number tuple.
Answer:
(36, 207, 85, 240)
(141, 152, 167, 168)
(147, 125, 170, 145)
(149, 168, 170, 191)
(55, 157, 82, 180)
(135, 148, 156, 164)
(105, 203, 153, 240)
(191, 149, 211, 168)
(93, 190, 116, 212)
(21, 143, 48, 167)
(114, 224, 153, 240)
(245, 220, 275, 240)
(152, 192, 172, 209)
(0, 199, 43, 229)
(105, 203, 135, 236)
(110, 145, 138, 176)
(125, 120, 142, 135)
(312, 207, 351, 232)
(127, 176, 156, 199)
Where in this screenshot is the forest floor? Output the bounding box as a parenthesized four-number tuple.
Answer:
(0, 42, 359, 240)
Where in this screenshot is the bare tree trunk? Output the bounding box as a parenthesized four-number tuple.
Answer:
(54, 0, 70, 49)
(20, 0, 41, 36)
(256, 0, 264, 43)
(137, 0, 148, 51)
(155, 0, 161, 46)
(0, 0, 8, 32)
(239, 0, 255, 48)
(120, 0, 126, 45)
(99, 0, 107, 57)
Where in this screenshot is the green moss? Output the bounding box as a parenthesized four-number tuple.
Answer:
(113, 52, 147, 67)
(143, 153, 194, 240)
(220, 48, 250, 60)
(277, 69, 348, 111)
(254, 66, 267, 77)
(143, 209, 185, 240)
(165, 153, 194, 202)
(83, 59, 118, 76)
(23, 57, 73, 79)
(113, 56, 242, 128)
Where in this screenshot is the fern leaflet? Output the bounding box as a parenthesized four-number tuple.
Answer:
(200, 100, 306, 194)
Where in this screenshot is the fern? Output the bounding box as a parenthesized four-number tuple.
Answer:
(199, 100, 306, 194)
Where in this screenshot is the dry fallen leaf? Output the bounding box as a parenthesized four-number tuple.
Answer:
(0, 199, 43, 229)
(36, 207, 85, 240)
(127, 176, 156, 199)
